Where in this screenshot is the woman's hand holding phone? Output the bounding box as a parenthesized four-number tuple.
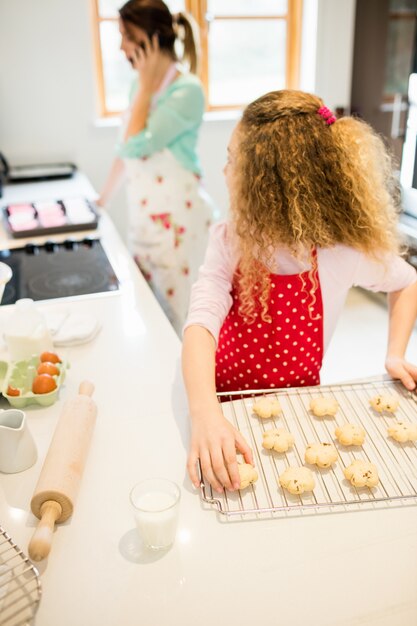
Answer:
(132, 33, 167, 94)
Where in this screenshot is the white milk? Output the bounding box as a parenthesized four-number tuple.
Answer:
(133, 491, 179, 550)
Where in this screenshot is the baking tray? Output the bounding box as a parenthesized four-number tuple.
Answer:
(199, 379, 417, 520)
(2, 197, 99, 239)
(0, 526, 41, 626)
(6, 162, 77, 184)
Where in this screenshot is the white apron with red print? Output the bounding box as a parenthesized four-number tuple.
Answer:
(124, 149, 214, 333)
(215, 263, 324, 393)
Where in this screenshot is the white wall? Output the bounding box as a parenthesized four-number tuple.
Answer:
(0, 0, 356, 240)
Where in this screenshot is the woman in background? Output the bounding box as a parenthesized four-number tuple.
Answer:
(98, 0, 215, 333)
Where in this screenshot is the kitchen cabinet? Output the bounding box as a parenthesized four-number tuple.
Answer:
(0, 177, 417, 626)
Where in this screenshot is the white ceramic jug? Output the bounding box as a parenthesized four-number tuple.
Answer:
(0, 409, 37, 473)
(0, 262, 12, 304)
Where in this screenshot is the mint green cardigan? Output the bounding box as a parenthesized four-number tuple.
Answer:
(116, 73, 205, 175)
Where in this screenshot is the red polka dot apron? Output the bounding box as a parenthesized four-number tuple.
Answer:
(215, 261, 324, 393)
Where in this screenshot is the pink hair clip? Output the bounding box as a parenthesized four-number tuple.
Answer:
(317, 106, 336, 125)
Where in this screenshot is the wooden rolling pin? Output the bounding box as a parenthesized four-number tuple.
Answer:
(28, 381, 97, 561)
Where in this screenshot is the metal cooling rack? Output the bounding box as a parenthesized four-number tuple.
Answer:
(199, 379, 417, 520)
(0, 527, 41, 626)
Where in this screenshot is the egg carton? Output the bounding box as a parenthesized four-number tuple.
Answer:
(0, 355, 67, 408)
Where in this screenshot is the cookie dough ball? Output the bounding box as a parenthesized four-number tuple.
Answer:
(262, 428, 295, 453)
(369, 394, 399, 414)
(334, 423, 366, 446)
(304, 442, 338, 468)
(343, 459, 379, 488)
(309, 396, 339, 417)
(278, 466, 315, 495)
(388, 421, 417, 443)
(252, 396, 282, 419)
(238, 463, 258, 489)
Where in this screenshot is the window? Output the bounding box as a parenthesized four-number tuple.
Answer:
(91, 0, 303, 116)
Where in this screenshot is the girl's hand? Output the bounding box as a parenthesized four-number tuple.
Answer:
(385, 356, 417, 391)
(132, 33, 166, 94)
(187, 408, 254, 493)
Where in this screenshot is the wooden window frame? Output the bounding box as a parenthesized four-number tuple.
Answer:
(91, 0, 303, 117)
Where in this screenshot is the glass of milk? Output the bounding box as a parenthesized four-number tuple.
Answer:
(130, 479, 181, 550)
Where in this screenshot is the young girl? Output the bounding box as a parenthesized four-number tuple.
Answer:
(98, 0, 215, 333)
(182, 90, 417, 494)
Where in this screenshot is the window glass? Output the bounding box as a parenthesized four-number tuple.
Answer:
(98, 0, 185, 18)
(166, 0, 186, 12)
(98, 0, 121, 18)
(209, 19, 286, 106)
(100, 20, 135, 113)
(389, 0, 417, 11)
(385, 17, 416, 94)
(208, 0, 287, 16)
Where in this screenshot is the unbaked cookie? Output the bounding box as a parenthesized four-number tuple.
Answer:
(388, 421, 417, 443)
(334, 423, 366, 446)
(309, 396, 339, 417)
(262, 428, 295, 453)
(369, 394, 399, 414)
(304, 442, 338, 468)
(238, 463, 258, 489)
(252, 396, 282, 419)
(343, 459, 379, 488)
(278, 466, 315, 495)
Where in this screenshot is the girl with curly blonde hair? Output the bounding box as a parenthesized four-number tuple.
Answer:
(182, 90, 417, 493)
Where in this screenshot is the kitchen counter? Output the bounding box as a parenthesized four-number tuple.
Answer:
(1, 176, 417, 626)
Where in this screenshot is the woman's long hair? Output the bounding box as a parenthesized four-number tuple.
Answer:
(232, 90, 402, 322)
(119, 0, 200, 73)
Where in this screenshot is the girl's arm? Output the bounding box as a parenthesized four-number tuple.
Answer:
(182, 325, 253, 493)
(96, 158, 126, 208)
(385, 280, 417, 389)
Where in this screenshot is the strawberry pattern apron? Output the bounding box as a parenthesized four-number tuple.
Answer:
(122, 64, 216, 334)
(215, 261, 324, 392)
(124, 150, 214, 334)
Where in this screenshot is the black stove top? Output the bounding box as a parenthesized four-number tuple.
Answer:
(0, 238, 119, 305)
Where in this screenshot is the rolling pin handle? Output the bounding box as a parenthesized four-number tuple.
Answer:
(79, 381, 94, 397)
(28, 500, 62, 562)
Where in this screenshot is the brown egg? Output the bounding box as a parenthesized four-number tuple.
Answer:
(40, 351, 62, 364)
(32, 374, 57, 394)
(37, 362, 60, 376)
(6, 385, 20, 397)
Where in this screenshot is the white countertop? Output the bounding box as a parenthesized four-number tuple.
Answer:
(1, 176, 417, 626)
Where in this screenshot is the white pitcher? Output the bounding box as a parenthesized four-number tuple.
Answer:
(0, 409, 37, 473)
(0, 262, 12, 304)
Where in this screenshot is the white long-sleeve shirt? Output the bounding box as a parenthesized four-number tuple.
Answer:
(184, 222, 417, 352)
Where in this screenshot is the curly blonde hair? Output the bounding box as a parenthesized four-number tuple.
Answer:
(231, 90, 402, 322)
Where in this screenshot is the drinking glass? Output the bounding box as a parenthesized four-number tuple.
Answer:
(130, 478, 181, 550)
